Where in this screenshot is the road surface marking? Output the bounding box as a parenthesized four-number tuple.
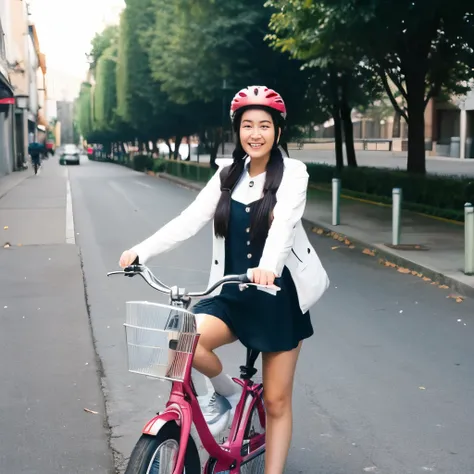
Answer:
(66, 168, 76, 244)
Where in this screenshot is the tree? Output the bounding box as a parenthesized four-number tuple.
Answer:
(145, 0, 319, 166)
(349, 0, 474, 173)
(266, 0, 384, 169)
(75, 82, 94, 141)
(94, 46, 118, 133)
(88, 25, 119, 73)
(275, 0, 474, 173)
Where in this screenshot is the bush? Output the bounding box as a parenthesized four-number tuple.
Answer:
(306, 164, 474, 222)
(132, 154, 154, 172)
(141, 158, 473, 222)
(154, 159, 215, 183)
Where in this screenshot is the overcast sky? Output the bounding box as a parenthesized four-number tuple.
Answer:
(28, 0, 124, 115)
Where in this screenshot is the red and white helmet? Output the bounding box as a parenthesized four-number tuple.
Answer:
(230, 85, 287, 122)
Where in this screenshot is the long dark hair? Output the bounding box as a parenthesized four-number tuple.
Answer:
(214, 107, 286, 243)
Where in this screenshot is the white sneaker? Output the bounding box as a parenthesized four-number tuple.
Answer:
(201, 392, 231, 436)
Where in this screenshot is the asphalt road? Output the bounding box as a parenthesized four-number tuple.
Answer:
(67, 158, 474, 474)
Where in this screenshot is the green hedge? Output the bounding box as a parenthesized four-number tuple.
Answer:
(147, 159, 474, 222)
(153, 159, 214, 183)
(306, 164, 474, 222)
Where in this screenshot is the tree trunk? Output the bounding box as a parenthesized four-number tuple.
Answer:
(406, 72, 426, 174)
(173, 135, 183, 160)
(329, 67, 344, 170)
(209, 129, 220, 170)
(164, 138, 172, 159)
(340, 75, 357, 167)
(183, 136, 191, 161)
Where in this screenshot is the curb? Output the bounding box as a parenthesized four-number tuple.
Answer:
(156, 172, 474, 299)
(301, 220, 474, 299)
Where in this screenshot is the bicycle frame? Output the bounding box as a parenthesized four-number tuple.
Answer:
(140, 327, 265, 474)
(108, 265, 268, 474)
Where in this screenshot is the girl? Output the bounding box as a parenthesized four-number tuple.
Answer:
(119, 86, 329, 473)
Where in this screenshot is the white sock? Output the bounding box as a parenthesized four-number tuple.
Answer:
(210, 372, 238, 397)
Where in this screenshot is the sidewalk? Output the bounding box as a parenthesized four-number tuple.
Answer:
(156, 172, 474, 298)
(0, 168, 31, 199)
(0, 159, 113, 473)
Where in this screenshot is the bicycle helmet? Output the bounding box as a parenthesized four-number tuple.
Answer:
(230, 86, 287, 123)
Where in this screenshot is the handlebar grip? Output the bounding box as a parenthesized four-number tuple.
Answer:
(239, 274, 251, 284)
(124, 263, 141, 277)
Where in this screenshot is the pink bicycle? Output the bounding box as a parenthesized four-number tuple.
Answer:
(108, 263, 267, 474)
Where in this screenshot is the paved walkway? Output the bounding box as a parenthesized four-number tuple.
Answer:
(0, 168, 32, 199)
(155, 171, 474, 297)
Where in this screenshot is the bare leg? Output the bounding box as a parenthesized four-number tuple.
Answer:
(262, 342, 302, 474)
(192, 314, 236, 378)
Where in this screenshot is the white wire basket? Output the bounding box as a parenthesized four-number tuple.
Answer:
(124, 301, 198, 382)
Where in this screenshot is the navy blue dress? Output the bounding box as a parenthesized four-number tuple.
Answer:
(192, 199, 313, 353)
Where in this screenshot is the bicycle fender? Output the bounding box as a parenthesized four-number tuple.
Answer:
(143, 408, 181, 436)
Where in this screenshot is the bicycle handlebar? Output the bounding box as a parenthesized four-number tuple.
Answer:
(107, 264, 252, 299)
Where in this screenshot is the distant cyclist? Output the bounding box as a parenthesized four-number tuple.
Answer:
(28, 141, 45, 174)
(119, 86, 329, 473)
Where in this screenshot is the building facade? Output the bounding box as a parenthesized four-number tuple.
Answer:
(0, 0, 46, 178)
(0, 7, 16, 177)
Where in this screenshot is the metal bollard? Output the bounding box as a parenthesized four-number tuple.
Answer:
(465, 203, 474, 275)
(332, 178, 341, 226)
(392, 188, 402, 246)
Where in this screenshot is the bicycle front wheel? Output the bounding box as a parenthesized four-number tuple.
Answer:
(124, 422, 200, 474)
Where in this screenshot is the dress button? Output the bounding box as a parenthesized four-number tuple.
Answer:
(214, 260, 219, 265)
(247, 241, 251, 246)
(247, 253, 252, 259)
(245, 207, 250, 213)
(246, 227, 250, 233)
(249, 181, 254, 188)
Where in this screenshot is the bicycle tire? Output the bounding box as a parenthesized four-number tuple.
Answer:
(124, 422, 200, 474)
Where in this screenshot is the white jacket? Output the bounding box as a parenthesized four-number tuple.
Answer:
(131, 157, 330, 313)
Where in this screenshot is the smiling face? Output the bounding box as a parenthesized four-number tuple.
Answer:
(239, 109, 279, 160)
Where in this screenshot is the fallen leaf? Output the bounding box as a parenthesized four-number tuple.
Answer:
(83, 408, 99, 415)
(344, 239, 351, 245)
(419, 386, 426, 390)
(431, 282, 438, 285)
(456, 297, 463, 303)
(411, 271, 418, 276)
(17, 243, 22, 247)
(331, 246, 339, 250)
(363, 248, 375, 256)
(438, 285, 449, 289)
(349, 245, 355, 249)
(385, 261, 396, 267)
(312, 227, 324, 235)
(3, 226, 8, 230)
(397, 267, 411, 274)
(422, 277, 431, 282)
